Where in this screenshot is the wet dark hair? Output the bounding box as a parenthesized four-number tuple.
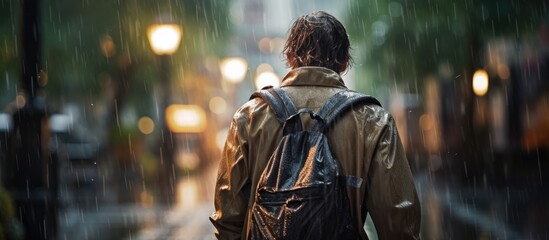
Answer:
(283, 11, 352, 74)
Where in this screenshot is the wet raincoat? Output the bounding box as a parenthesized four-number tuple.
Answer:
(210, 67, 421, 239)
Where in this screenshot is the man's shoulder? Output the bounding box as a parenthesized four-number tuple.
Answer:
(349, 100, 393, 126)
(232, 97, 271, 121)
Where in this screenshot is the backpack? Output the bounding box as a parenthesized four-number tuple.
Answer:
(247, 87, 381, 240)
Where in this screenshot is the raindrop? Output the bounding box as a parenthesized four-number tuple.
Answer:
(515, 20, 519, 38)
(435, 38, 438, 54)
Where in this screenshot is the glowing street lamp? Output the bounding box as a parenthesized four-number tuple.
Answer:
(147, 24, 182, 55)
(146, 20, 182, 128)
(147, 19, 182, 204)
(473, 69, 489, 96)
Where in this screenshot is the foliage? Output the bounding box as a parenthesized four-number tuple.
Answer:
(0, 0, 21, 107)
(0, 187, 23, 240)
(39, 0, 232, 105)
(0, 0, 232, 116)
(346, 0, 548, 93)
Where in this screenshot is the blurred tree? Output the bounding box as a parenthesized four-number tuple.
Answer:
(346, 0, 548, 182)
(0, 186, 23, 240)
(0, 0, 21, 107)
(346, 0, 547, 94)
(39, 0, 232, 115)
(0, 0, 233, 205)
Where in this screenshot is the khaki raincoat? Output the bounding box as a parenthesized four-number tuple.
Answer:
(210, 67, 421, 239)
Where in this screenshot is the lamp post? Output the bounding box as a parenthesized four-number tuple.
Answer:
(5, 0, 57, 239)
(147, 21, 182, 204)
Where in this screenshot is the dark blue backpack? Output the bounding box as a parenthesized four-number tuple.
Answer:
(248, 87, 381, 240)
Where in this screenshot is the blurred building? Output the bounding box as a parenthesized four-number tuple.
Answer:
(225, 0, 351, 108)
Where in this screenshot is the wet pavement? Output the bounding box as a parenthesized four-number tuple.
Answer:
(129, 203, 215, 240)
(58, 170, 548, 240)
(416, 168, 549, 240)
(58, 167, 219, 240)
(59, 203, 215, 240)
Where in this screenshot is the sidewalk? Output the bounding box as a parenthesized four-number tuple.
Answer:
(58, 166, 219, 240)
(58, 170, 548, 239)
(130, 203, 215, 240)
(58, 202, 216, 240)
(59, 204, 168, 240)
(416, 172, 548, 239)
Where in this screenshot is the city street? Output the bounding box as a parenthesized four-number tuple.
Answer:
(58, 167, 219, 240)
(1, 0, 548, 239)
(59, 203, 215, 240)
(58, 167, 549, 239)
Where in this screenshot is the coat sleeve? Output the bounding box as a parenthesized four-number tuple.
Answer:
(210, 113, 250, 240)
(365, 113, 421, 240)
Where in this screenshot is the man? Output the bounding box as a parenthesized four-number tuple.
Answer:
(210, 11, 420, 239)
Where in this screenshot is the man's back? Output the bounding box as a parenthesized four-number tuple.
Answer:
(211, 67, 420, 239)
(211, 11, 420, 240)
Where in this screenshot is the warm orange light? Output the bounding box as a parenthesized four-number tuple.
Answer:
(220, 57, 248, 83)
(176, 151, 200, 170)
(497, 64, 510, 80)
(165, 104, 207, 133)
(100, 35, 116, 58)
(147, 24, 182, 55)
(137, 116, 155, 135)
(472, 69, 489, 96)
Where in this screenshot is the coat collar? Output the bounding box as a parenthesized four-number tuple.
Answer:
(280, 67, 347, 89)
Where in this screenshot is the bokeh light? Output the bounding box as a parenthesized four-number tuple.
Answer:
(137, 116, 155, 135)
(472, 69, 489, 96)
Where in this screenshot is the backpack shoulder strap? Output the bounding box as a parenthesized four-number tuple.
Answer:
(313, 90, 381, 132)
(249, 86, 298, 124)
(314, 90, 381, 188)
